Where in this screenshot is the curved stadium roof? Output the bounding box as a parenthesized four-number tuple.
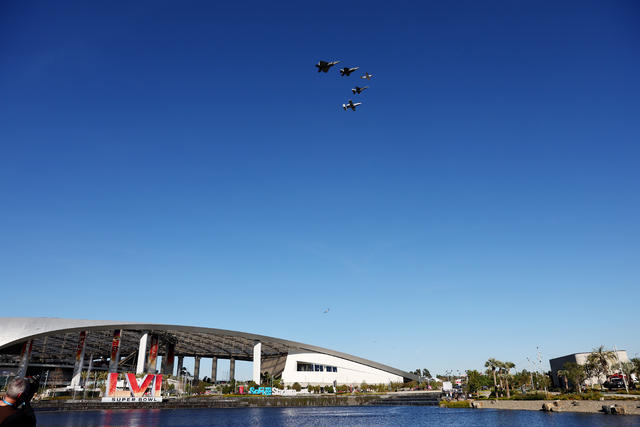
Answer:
(0, 318, 417, 381)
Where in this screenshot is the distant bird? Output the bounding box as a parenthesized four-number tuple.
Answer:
(342, 100, 362, 111)
(323, 308, 330, 314)
(340, 66, 359, 76)
(316, 60, 340, 73)
(360, 72, 373, 80)
(351, 86, 368, 95)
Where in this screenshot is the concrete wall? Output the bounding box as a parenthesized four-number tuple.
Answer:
(472, 399, 640, 415)
(282, 352, 404, 386)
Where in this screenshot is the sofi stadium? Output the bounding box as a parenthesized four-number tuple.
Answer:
(0, 318, 418, 389)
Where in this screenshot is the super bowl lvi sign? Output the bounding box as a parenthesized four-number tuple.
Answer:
(102, 373, 163, 402)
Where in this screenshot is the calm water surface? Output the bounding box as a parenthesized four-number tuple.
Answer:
(37, 406, 640, 427)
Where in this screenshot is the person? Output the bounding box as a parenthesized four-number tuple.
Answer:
(0, 377, 37, 426)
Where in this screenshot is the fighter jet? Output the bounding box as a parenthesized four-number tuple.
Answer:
(339, 66, 359, 76)
(342, 100, 362, 111)
(360, 72, 373, 80)
(316, 60, 340, 73)
(351, 86, 369, 95)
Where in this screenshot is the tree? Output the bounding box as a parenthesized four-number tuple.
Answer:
(484, 358, 500, 394)
(292, 382, 301, 392)
(500, 362, 515, 398)
(556, 369, 569, 392)
(422, 368, 431, 378)
(563, 362, 586, 393)
(195, 381, 207, 394)
(630, 358, 640, 389)
(537, 372, 551, 396)
(620, 362, 635, 390)
(586, 346, 615, 388)
(465, 370, 490, 394)
(512, 370, 531, 391)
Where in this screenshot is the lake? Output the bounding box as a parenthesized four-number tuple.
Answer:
(37, 406, 640, 426)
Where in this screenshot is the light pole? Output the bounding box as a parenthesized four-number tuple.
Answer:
(537, 346, 547, 395)
(526, 357, 535, 391)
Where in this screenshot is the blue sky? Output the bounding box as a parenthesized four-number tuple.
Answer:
(1, 0, 639, 379)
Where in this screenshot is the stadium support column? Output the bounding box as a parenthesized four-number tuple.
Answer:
(177, 356, 184, 376)
(163, 343, 175, 375)
(108, 330, 122, 373)
(70, 331, 87, 388)
(136, 333, 149, 375)
(146, 334, 159, 373)
(211, 357, 217, 383)
(16, 340, 33, 377)
(229, 357, 235, 382)
(253, 342, 262, 384)
(194, 356, 201, 381)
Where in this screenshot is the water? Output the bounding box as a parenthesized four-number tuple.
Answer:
(37, 406, 640, 426)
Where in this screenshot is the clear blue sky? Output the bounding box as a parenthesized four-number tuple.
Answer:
(1, 0, 639, 379)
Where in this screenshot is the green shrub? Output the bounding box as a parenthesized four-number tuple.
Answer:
(440, 400, 471, 408)
(553, 391, 603, 400)
(336, 385, 349, 393)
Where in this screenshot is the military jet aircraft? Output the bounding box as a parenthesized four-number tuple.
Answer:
(340, 66, 359, 76)
(316, 60, 340, 73)
(342, 100, 362, 111)
(351, 86, 369, 95)
(360, 72, 373, 80)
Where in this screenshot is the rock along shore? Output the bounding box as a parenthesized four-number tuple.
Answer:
(467, 399, 640, 415)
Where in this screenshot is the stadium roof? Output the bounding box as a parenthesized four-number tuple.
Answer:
(0, 318, 417, 381)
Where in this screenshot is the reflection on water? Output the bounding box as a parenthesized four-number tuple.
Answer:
(37, 406, 640, 427)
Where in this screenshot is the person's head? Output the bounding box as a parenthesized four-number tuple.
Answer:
(5, 377, 28, 401)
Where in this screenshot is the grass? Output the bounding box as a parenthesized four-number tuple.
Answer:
(440, 401, 471, 408)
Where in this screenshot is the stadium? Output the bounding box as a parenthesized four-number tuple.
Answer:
(0, 318, 418, 390)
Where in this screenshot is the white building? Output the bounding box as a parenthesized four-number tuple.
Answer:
(281, 351, 404, 386)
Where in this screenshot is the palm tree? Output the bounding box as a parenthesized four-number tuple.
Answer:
(620, 362, 635, 392)
(557, 369, 569, 391)
(485, 358, 500, 395)
(501, 361, 515, 398)
(632, 358, 640, 380)
(564, 362, 586, 393)
(586, 346, 615, 388)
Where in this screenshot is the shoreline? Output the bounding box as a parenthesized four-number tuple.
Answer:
(33, 393, 433, 412)
(459, 399, 640, 415)
(31, 393, 640, 416)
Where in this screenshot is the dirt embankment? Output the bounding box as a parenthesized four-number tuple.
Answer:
(470, 399, 640, 415)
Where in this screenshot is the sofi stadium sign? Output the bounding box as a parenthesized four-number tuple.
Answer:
(101, 373, 163, 402)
